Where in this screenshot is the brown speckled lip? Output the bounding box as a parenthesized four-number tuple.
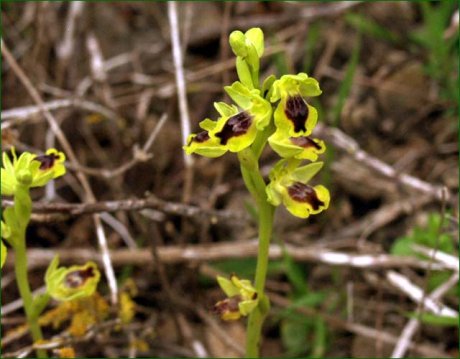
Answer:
(64, 266, 95, 288)
(287, 182, 324, 210)
(34, 153, 60, 170)
(284, 95, 309, 133)
(215, 112, 252, 145)
(290, 136, 322, 150)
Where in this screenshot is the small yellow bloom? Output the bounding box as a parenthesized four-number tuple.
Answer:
(214, 275, 259, 321)
(45, 256, 100, 302)
(1, 148, 66, 195)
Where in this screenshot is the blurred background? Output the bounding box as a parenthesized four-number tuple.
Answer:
(1, 2, 458, 358)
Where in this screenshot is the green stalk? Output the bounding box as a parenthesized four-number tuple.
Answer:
(14, 238, 47, 358)
(238, 148, 275, 358)
(245, 197, 274, 358)
(11, 185, 48, 358)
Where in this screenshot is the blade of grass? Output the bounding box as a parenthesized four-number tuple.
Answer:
(345, 13, 401, 44)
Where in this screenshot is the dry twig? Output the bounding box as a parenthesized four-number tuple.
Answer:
(5, 241, 452, 272)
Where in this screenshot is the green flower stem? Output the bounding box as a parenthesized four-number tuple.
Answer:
(12, 186, 47, 358)
(14, 239, 47, 358)
(238, 148, 275, 358)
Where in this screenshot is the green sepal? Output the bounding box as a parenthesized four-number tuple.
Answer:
(213, 102, 238, 118)
(235, 56, 254, 89)
(198, 118, 218, 132)
(291, 162, 324, 183)
(1, 240, 7, 269)
(217, 276, 240, 297)
(224, 81, 272, 131)
(224, 81, 255, 109)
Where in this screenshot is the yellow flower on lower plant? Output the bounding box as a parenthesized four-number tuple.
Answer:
(45, 256, 100, 302)
(214, 275, 259, 321)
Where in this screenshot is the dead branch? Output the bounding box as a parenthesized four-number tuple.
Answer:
(5, 241, 452, 271)
(314, 123, 452, 203)
(2, 195, 249, 223)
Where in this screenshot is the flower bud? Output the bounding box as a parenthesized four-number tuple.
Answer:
(229, 31, 247, 57)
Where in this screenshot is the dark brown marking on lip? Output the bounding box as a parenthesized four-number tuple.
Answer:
(213, 295, 241, 316)
(215, 112, 252, 145)
(289, 136, 322, 150)
(34, 153, 60, 170)
(64, 266, 95, 288)
(284, 95, 309, 133)
(193, 131, 210, 143)
(287, 182, 324, 210)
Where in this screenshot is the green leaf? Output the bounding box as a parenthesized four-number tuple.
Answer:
(303, 23, 321, 74)
(280, 240, 308, 296)
(345, 13, 401, 44)
(331, 34, 360, 127)
(390, 236, 415, 256)
(281, 318, 310, 356)
(312, 318, 327, 358)
(407, 312, 458, 327)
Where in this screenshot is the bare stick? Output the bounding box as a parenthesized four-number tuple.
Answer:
(2, 194, 247, 222)
(1, 98, 118, 130)
(391, 272, 459, 358)
(5, 242, 452, 271)
(1, 41, 118, 305)
(386, 271, 457, 317)
(56, 1, 85, 64)
(315, 124, 450, 202)
(167, 1, 193, 169)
